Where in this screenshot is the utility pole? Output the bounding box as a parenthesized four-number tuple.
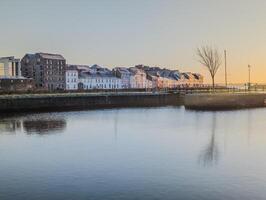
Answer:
(224, 50, 227, 87)
(248, 65, 251, 90)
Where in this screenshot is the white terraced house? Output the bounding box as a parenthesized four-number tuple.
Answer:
(65, 66, 78, 90)
(113, 67, 131, 89)
(129, 67, 150, 89)
(79, 72, 122, 90)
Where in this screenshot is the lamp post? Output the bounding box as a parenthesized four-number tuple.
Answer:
(224, 50, 227, 87)
(248, 65, 251, 91)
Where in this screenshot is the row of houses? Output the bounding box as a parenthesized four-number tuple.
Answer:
(66, 64, 122, 90)
(65, 64, 203, 90)
(0, 52, 203, 92)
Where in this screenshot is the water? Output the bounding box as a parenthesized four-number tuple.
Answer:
(1, 107, 266, 200)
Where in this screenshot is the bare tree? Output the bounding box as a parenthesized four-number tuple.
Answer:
(196, 46, 222, 89)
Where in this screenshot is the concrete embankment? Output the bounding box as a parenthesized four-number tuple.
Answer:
(184, 93, 266, 110)
(0, 92, 182, 112)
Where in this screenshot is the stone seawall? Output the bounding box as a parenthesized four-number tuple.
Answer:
(0, 92, 182, 112)
(184, 93, 266, 110)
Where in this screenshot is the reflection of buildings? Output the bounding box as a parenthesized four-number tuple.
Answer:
(0, 118, 66, 135)
(199, 113, 219, 166)
(0, 119, 22, 134)
(23, 120, 66, 135)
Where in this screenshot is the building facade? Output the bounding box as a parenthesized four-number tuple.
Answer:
(113, 67, 131, 89)
(129, 67, 150, 89)
(79, 72, 122, 90)
(66, 65, 78, 90)
(64, 64, 123, 91)
(0, 77, 34, 92)
(0, 56, 21, 78)
(21, 53, 66, 90)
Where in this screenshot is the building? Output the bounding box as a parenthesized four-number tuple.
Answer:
(79, 71, 122, 90)
(21, 53, 66, 90)
(129, 67, 149, 89)
(192, 73, 204, 87)
(77, 65, 122, 90)
(113, 67, 131, 88)
(0, 56, 35, 92)
(0, 56, 21, 78)
(0, 77, 34, 92)
(66, 65, 78, 90)
(137, 65, 204, 89)
(146, 74, 158, 89)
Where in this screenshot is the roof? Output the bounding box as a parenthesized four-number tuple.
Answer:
(0, 56, 20, 61)
(146, 70, 160, 77)
(38, 53, 65, 60)
(90, 64, 102, 69)
(80, 71, 118, 79)
(66, 65, 78, 71)
(0, 76, 32, 80)
(113, 67, 131, 74)
(181, 73, 190, 79)
(23, 54, 35, 59)
(129, 67, 145, 75)
(146, 74, 158, 81)
(192, 73, 202, 79)
(0, 56, 14, 60)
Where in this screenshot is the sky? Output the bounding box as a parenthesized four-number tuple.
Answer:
(0, 0, 266, 84)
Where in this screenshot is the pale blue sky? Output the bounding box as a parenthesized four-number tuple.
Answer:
(1, 0, 266, 83)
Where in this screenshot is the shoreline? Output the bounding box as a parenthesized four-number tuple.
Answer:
(184, 92, 266, 110)
(0, 92, 183, 113)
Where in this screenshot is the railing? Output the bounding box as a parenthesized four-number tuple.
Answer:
(167, 84, 266, 94)
(1, 83, 266, 95)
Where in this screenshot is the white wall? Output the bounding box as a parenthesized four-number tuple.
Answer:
(66, 70, 78, 90)
(80, 76, 122, 90)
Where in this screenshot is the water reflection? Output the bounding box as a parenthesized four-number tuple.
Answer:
(0, 108, 266, 199)
(198, 112, 219, 166)
(23, 119, 66, 135)
(0, 119, 22, 134)
(0, 117, 66, 135)
(114, 109, 119, 140)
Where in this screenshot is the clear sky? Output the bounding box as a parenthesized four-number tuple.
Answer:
(1, 0, 266, 84)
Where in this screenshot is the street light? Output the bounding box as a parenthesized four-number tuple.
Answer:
(224, 50, 227, 87)
(248, 65, 251, 90)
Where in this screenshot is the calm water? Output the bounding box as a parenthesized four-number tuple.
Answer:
(1, 107, 266, 200)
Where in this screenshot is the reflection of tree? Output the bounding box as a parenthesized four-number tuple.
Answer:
(23, 119, 66, 135)
(199, 113, 219, 166)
